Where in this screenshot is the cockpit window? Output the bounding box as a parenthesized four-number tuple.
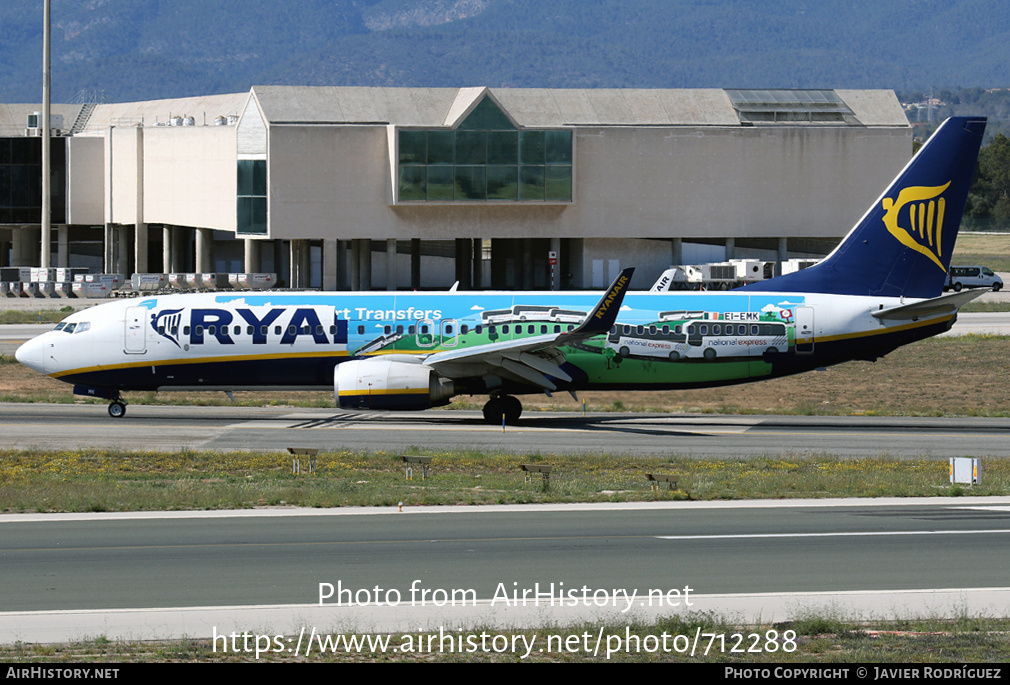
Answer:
(75, 322, 90, 333)
(53, 322, 66, 331)
(63, 323, 77, 334)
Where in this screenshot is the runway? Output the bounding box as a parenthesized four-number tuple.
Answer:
(5, 498, 1010, 644)
(4, 402, 1010, 458)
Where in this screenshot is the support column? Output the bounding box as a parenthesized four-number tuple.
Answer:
(336, 240, 348, 290)
(410, 238, 421, 290)
(472, 238, 483, 290)
(360, 239, 372, 291)
(57, 226, 69, 268)
(384, 239, 396, 291)
(289, 239, 301, 289)
(162, 226, 173, 272)
(196, 228, 213, 273)
(671, 238, 683, 267)
(777, 237, 788, 277)
(117, 225, 129, 274)
(244, 238, 261, 273)
(350, 240, 361, 291)
(454, 238, 471, 290)
(323, 238, 338, 291)
(104, 224, 115, 273)
(725, 237, 735, 261)
(133, 224, 147, 274)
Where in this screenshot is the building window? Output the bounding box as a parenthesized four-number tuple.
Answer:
(237, 158, 266, 234)
(397, 97, 572, 203)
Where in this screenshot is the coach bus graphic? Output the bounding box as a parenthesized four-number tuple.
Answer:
(606, 322, 690, 360)
(683, 320, 791, 360)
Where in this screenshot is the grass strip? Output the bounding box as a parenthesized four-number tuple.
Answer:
(1, 448, 1005, 513)
(5, 612, 1010, 662)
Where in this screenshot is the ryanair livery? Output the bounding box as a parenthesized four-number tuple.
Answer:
(16, 117, 987, 424)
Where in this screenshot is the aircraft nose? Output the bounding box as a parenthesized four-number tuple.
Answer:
(15, 335, 46, 373)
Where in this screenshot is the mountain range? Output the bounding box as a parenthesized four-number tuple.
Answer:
(1, 0, 1009, 103)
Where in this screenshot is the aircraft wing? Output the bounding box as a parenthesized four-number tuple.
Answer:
(422, 268, 634, 391)
(870, 288, 986, 320)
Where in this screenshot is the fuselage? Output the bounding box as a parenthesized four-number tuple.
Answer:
(16, 288, 955, 396)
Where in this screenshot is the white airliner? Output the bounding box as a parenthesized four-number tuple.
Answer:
(16, 117, 987, 424)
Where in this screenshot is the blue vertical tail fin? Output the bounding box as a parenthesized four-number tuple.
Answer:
(743, 116, 987, 298)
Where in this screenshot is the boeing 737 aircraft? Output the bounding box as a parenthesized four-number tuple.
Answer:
(16, 116, 987, 424)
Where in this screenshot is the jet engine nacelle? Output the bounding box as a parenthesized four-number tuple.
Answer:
(334, 358, 455, 410)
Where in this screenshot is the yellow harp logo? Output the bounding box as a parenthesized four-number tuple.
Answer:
(881, 182, 951, 272)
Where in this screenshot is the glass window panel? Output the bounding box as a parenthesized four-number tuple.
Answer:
(455, 131, 486, 165)
(458, 97, 515, 130)
(545, 130, 573, 164)
(237, 160, 254, 196)
(487, 131, 518, 164)
(545, 166, 572, 201)
(455, 166, 486, 200)
(519, 166, 544, 200)
(252, 160, 267, 196)
(427, 165, 454, 200)
(399, 130, 427, 164)
(486, 165, 518, 200)
(398, 165, 426, 200)
(519, 131, 545, 165)
(427, 131, 453, 165)
(0, 167, 9, 205)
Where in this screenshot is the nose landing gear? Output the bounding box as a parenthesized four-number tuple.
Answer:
(108, 397, 128, 418)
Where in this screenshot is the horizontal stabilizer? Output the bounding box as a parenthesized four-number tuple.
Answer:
(871, 288, 986, 320)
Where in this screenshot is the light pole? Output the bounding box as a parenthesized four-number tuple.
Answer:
(41, 0, 51, 268)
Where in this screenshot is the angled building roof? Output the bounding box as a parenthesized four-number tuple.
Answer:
(248, 86, 907, 128)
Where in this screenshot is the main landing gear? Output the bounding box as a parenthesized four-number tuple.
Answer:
(482, 394, 522, 425)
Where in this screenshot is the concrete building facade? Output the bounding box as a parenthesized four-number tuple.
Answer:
(0, 86, 911, 291)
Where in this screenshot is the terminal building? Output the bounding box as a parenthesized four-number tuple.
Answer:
(0, 86, 911, 291)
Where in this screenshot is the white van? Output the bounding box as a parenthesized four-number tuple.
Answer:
(945, 266, 1003, 292)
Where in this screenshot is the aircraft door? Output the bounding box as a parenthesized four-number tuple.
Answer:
(440, 319, 458, 347)
(124, 306, 147, 354)
(795, 306, 814, 354)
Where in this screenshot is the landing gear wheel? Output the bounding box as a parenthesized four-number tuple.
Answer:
(502, 395, 522, 425)
(482, 397, 502, 423)
(108, 401, 127, 418)
(482, 395, 523, 425)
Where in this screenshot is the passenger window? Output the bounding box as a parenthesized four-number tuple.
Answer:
(357, 325, 364, 335)
(460, 325, 467, 335)
(397, 325, 404, 335)
(275, 326, 282, 335)
(408, 325, 415, 335)
(384, 325, 391, 335)
(541, 325, 547, 334)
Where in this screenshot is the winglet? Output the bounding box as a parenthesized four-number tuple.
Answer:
(566, 267, 635, 339)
